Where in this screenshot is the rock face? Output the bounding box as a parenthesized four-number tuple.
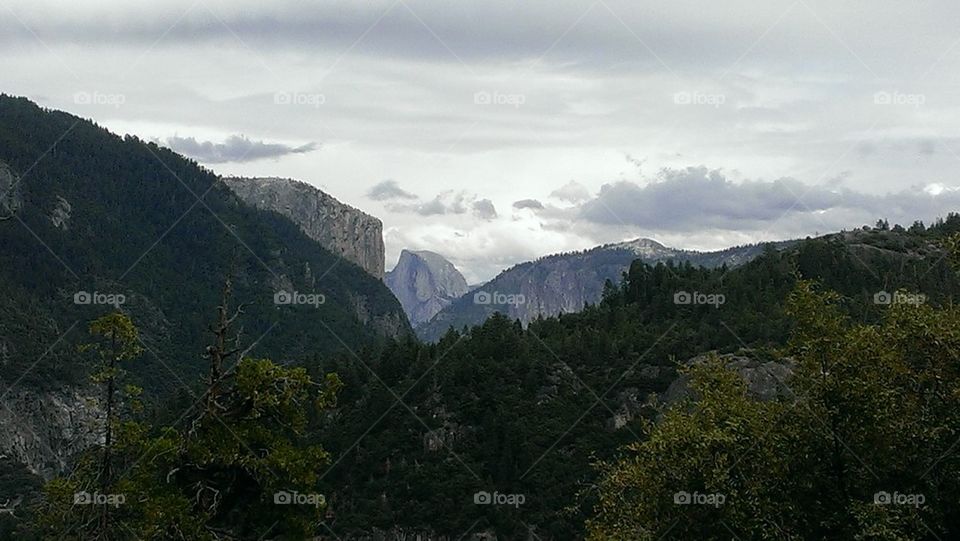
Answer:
(223, 177, 385, 278)
(0, 389, 102, 479)
(385, 250, 469, 326)
(50, 195, 72, 230)
(0, 161, 20, 219)
(661, 353, 795, 405)
(417, 238, 792, 341)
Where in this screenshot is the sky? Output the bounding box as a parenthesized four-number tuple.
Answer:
(5, 0, 960, 282)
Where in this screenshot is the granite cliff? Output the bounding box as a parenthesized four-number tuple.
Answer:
(385, 250, 469, 326)
(223, 176, 385, 279)
(417, 238, 791, 341)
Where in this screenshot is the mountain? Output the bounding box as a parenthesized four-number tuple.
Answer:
(385, 249, 469, 326)
(223, 176, 385, 278)
(0, 95, 409, 478)
(416, 237, 791, 341)
(316, 220, 960, 538)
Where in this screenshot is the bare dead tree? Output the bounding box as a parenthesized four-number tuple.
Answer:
(191, 264, 250, 433)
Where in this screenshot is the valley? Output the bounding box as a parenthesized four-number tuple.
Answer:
(1, 97, 960, 539)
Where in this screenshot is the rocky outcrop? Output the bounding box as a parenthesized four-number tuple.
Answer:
(50, 196, 72, 230)
(223, 176, 385, 278)
(0, 388, 102, 479)
(417, 238, 792, 341)
(0, 161, 20, 219)
(603, 354, 793, 430)
(385, 250, 469, 326)
(660, 352, 795, 405)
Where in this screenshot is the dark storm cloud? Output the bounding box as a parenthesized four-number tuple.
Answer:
(164, 135, 317, 164)
(367, 180, 418, 201)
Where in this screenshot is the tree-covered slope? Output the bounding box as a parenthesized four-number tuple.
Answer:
(0, 95, 409, 397)
(316, 219, 960, 538)
(416, 238, 792, 342)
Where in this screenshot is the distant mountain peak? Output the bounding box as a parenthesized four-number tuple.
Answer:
(417, 238, 788, 341)
(607, 238, 674, 257)
(386, 250, 468, 326)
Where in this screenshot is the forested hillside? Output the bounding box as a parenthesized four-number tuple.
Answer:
(0, 95, 409, 531)
(0, 95, 408, 396)
(313, 218, 960, 538)
(416, 238, 791, 342)
(4, 93, 960, 538)
(8, 212, 960, 539)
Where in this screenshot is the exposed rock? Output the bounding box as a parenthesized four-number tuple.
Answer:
(418, 238, 792, 342)
(0, 161, 20, 219)
(50, 195, 72, 230)
(385, 250, 469, 326)
(348, 291, 410, 338)
(0, 388, 102, 479)
(422, 422, 468, 453)
(608, 387, 644, 430)
(0, 494, 23, 516)
(223, 176, 385, 278)
(661, 352, 795, 405)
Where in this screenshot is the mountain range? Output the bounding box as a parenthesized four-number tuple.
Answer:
(315, 221, 960, 539)
(415, 237, 792, 341)
(5, 95, 960, 539)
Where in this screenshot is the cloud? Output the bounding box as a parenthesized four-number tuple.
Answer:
(384, 191, 498, 220)
(576, 166, 960, 233)
(13, 1, 960, 284)
(550, 181, 591, 204)
(472, 199, 498, 220)
(367, 179, 418, 201)
(388, 191, 470, 216)
(164, 135, 317, 163)
(512, 198, 544, 210)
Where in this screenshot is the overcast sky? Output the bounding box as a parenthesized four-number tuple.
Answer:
(6, 0, 960, 282)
